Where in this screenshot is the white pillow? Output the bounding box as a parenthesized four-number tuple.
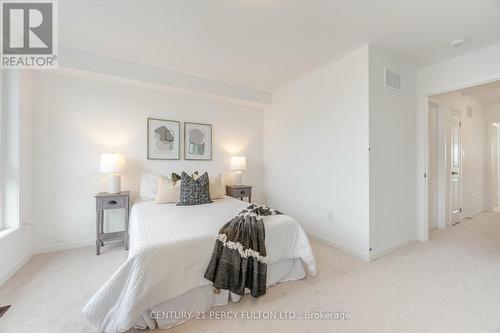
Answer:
(140, 172, 157, 200)
(154, 175, 181, 204)
(141, 171, 225, 201)
(209, 173, 225, 200)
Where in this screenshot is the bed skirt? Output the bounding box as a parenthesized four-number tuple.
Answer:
(133, 258, 306, 330)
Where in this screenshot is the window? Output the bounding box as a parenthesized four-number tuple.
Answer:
(0, 70, 20, 232)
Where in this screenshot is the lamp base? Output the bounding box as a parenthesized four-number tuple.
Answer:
(234, 171, 243, 186)
(108, 174, 121, 194)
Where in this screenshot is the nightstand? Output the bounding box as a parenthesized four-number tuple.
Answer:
(95, 191, 130, 255)
(226, 185, 252, 203)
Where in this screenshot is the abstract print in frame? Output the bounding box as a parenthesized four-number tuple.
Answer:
(147, 118, 181, 160)
(184, 122, 212, 160)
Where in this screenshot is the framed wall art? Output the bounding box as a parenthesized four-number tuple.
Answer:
(147, 118, 181, 160)
(184, 122, 212, 160)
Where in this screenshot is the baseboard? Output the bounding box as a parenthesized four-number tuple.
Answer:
(369, 237, 416, 261)
(34, 240, 95, 255)
(463, 209, 485, 219)
(307, 232, 370, 262)
(0, 252, 33, 287)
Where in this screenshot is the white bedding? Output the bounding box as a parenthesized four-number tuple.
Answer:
(83, 197, 316, 333)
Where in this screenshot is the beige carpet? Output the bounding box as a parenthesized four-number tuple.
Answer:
(1, 212, 500, 333)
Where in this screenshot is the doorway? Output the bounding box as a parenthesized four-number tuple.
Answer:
(426, 87, 500, 236)
(426, 80, 500, 238)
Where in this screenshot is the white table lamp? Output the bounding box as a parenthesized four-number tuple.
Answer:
(99, 153, 125, 194)
(230, 156, 246, 186)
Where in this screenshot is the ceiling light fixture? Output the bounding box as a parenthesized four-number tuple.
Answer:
(449, 37, 467, 48)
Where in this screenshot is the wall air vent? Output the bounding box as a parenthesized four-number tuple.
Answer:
(384, 68, 401, 91)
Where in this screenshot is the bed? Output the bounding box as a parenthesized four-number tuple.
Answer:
(83, 196, 316, 332)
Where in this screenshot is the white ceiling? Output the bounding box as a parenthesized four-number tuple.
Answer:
(461, 81, 500, 106)
(60, 0, 500, 91)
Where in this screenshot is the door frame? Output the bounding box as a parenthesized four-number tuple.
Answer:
(427, 100, 440, 231)
(427, 101, 462, 232)
(421, 74, 500, 242)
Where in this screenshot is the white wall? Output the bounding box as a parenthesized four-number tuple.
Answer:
(417, 42, 500, 241)
(1, 70, 20, 230)
(368, 46, 417, 258)
(484, 103, 500, 209)
(485, 103, 500, 118)
(30, 71, 264, 254)
(263, 46, 370, 260)
(0, 71, 33, 285)
(431, 92, 486, 217)
(485, 103, 500, 124)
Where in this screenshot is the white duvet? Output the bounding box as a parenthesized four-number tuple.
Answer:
(83, 197, 316, 333)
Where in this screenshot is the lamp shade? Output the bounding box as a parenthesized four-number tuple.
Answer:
(230, 156, 246, 171)
(99, 153, 125, 173)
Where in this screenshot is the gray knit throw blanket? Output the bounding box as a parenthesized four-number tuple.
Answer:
(204, 204, 282, 297)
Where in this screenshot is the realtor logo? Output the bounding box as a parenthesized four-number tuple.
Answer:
(1, 0, 58, 68)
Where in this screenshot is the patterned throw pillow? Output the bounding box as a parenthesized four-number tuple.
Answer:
(177, 171, 213, 206)
(171, 171, 198, 183)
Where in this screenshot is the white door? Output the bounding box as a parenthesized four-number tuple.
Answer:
(427, 106, 438, 230)
(450, 110, 462, 225)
